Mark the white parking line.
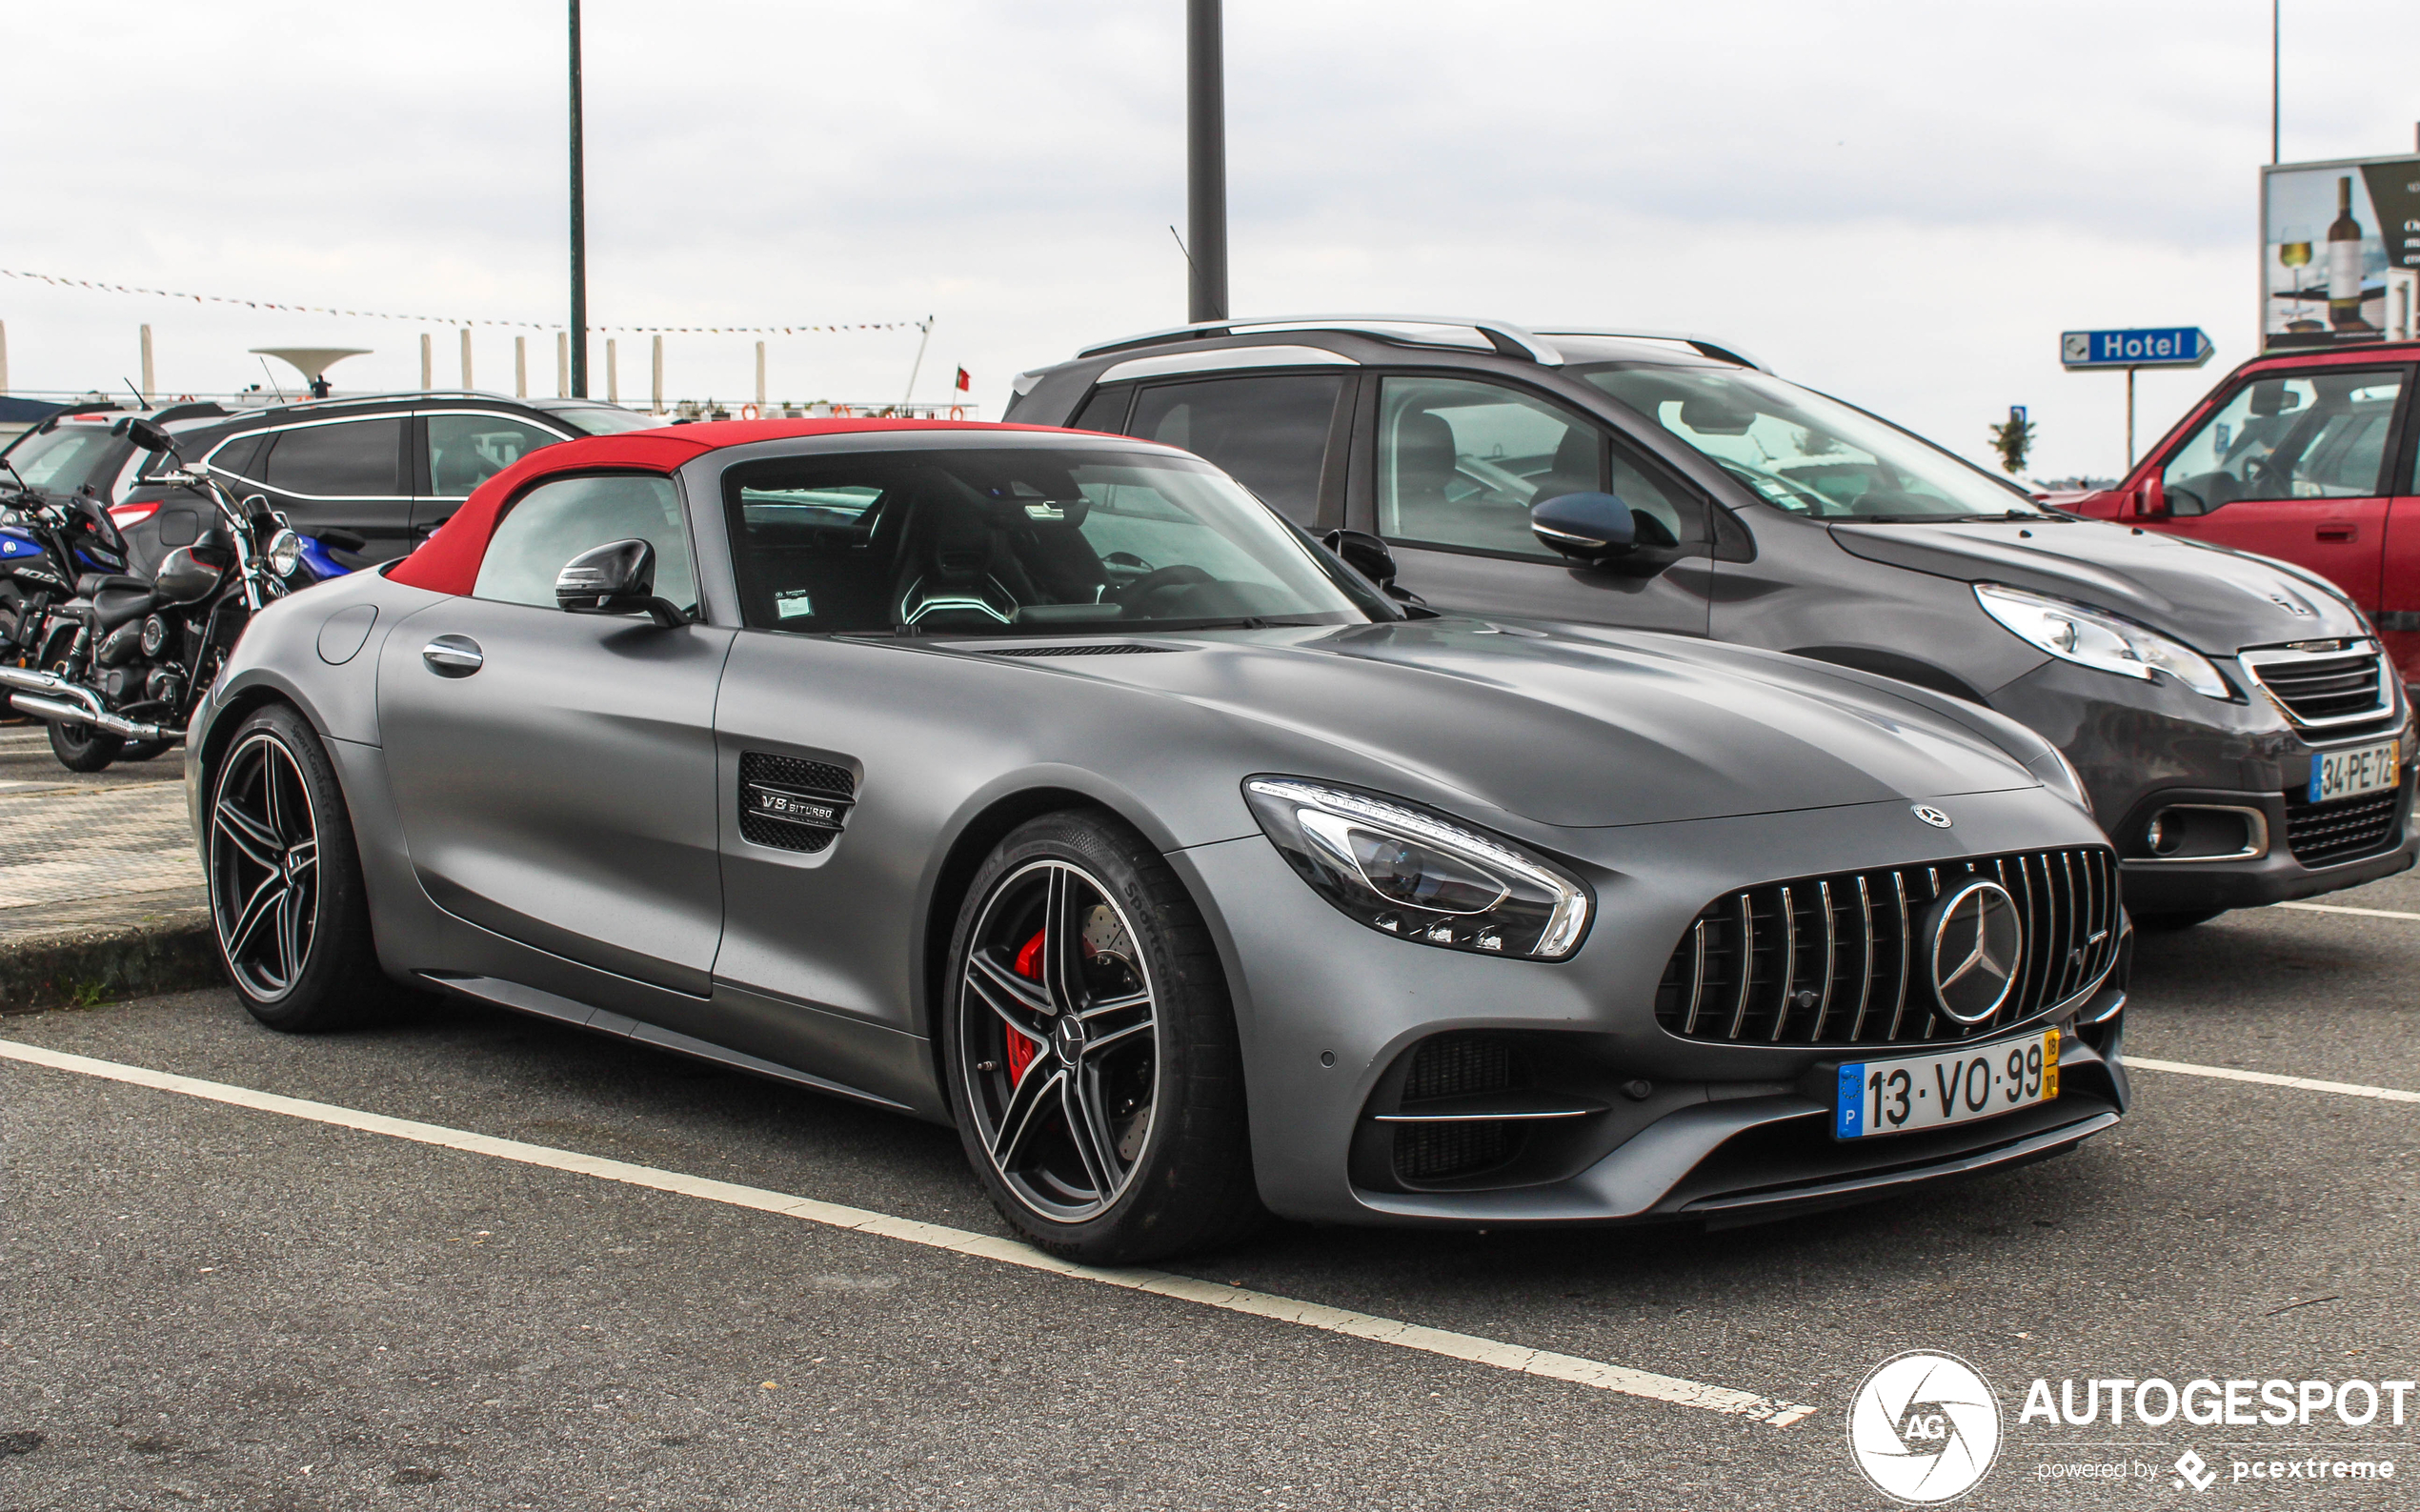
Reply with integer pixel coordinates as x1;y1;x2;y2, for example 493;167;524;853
0;1037;1817;1428
2128;1056;2420;1104
2275;900;2420;922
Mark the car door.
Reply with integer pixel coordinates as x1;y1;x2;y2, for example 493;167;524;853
376;471;734;998
1353;373;1712;634
2151;366;2410;612
2378;414;2420;687
243;415;414;556
698;452;981;1106
415;409;575;542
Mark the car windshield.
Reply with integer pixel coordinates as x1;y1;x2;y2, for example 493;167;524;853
1578;365;2047;520
722;446;1383;635
547;406;662;435
3;424;130;494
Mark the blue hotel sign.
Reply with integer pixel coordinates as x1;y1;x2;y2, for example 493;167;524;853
2060;327;2214;369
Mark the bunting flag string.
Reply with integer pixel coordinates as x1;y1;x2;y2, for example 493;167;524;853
0;269;922;335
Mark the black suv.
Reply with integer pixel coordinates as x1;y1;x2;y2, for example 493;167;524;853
3;392;655;568
1005;316;2416;924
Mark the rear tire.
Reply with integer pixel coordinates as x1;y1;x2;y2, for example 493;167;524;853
942;810;1262;1264
120;739;170;763
2132;908;2222;932
205;703;394;1031
47;718;122;773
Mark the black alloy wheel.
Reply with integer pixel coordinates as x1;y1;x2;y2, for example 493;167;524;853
945;811;1261;1262
211;728;320;999
960;857;1160;1222
206;704;393;1030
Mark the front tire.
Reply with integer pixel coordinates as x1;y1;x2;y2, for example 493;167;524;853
205;704;393;1031
943;811;1261;1263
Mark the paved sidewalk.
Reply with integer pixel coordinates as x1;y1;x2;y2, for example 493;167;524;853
0;727;214;1009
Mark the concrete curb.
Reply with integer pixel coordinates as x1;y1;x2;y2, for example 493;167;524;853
0;910;222;1015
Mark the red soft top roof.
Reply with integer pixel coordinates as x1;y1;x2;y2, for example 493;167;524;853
387;416;1079;595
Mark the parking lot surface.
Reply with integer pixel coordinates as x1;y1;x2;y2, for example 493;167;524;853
3;878;2417;1509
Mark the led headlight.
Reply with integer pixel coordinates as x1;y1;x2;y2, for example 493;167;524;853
1242;777;1591;959
1974;582;2231;700
265;529;304;579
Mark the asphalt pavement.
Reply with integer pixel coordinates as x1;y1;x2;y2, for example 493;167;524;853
2;873;2417;1509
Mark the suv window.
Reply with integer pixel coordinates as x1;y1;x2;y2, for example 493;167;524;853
1125;373;1343;523
4;425;129;494
1374;375;1695;560
429;414;563;496
2162;369;2405;514
474;474;696;612
257;418;405;497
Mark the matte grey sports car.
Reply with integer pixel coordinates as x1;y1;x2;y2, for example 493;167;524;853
188;418;2131;1262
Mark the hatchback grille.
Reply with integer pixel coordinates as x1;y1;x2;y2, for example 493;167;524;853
1653;846;2121;1047
2284;786;2406;867
2242;641;2395;731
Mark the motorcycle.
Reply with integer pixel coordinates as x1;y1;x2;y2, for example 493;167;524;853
0;416;319;772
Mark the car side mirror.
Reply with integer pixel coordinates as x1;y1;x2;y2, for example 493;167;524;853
556;537;688;627
1322;528;1399;588
2133;476;2168;518
1530;492;1637;562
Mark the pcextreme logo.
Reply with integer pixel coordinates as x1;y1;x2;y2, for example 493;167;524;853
1847;1351;2003;1503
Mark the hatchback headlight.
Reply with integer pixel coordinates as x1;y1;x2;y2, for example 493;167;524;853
1242;777;1591;959
265;529;304;579
1975;582;2231;699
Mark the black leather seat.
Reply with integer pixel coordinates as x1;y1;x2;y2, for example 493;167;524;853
92;583;158;632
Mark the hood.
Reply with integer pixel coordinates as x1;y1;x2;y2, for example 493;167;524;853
992;620;2044;829
1828;516;2365;653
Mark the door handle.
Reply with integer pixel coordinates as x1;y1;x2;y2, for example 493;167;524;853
421;635;483;676
2317;523;2358;542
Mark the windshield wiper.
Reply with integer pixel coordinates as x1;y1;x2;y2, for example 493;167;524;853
1849;510;2046;524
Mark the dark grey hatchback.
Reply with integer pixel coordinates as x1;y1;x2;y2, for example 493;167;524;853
1006;318;2418;927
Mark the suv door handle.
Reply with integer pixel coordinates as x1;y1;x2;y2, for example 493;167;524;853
421;635;483;676
2317;523;2358;542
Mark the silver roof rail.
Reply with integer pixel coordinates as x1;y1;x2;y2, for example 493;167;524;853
1077;314;1567;367
1528;329;1773;373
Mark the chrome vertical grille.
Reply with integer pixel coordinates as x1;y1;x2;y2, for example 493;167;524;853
1653;845;2122;1047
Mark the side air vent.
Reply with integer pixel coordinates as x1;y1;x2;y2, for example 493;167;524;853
738;752;856;854
977;643;1181;657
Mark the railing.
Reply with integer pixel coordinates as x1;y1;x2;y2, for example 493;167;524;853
0;391;981;420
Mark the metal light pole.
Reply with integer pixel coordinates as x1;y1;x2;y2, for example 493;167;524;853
2270;0;2280;165
569;0;590;397
1186;0;1229;323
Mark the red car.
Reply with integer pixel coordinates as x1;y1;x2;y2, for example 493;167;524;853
2065;341;2420;691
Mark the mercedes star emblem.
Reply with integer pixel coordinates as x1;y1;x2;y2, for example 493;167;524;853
1911;805;1953;829
1927;878;2024;1024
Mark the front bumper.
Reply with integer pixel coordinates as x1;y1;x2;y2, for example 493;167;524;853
1987;656;2417;914
1172;786;2124;1228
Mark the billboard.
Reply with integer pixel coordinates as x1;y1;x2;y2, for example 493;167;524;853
2261;153;2420;350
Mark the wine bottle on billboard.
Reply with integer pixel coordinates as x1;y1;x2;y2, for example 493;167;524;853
2329;175;2369;331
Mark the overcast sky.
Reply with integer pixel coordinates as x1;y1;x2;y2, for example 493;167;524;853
8;1;2418;478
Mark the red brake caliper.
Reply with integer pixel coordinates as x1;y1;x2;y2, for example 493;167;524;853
1003;928;1046;1084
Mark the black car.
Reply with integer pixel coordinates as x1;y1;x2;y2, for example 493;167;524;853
1004;316;2416;926
2;392;656;571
